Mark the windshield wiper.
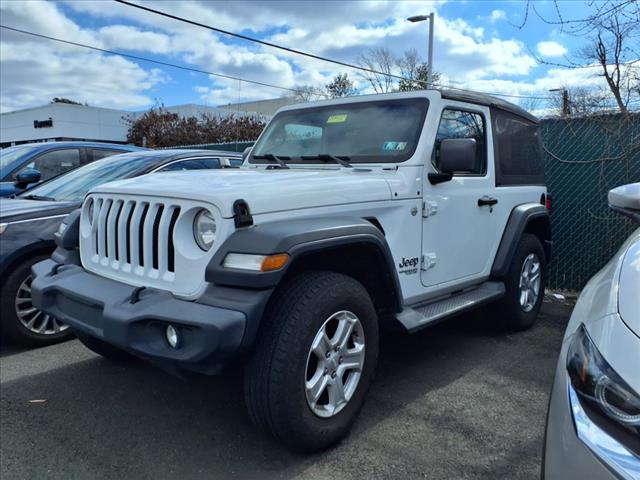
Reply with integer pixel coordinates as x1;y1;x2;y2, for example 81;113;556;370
21;194;56;201
301;154;353;168
253;153;290;169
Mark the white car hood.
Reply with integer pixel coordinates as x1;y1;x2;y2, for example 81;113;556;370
89;168;393;217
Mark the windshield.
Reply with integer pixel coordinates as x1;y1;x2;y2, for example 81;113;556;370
250;98;428;164
0;145;39;171
19;153;152;202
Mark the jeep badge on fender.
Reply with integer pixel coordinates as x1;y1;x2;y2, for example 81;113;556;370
31;89;551;453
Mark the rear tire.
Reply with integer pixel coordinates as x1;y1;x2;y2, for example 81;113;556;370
244;271;379;452
0;254;73;347
492;233;547;331
76;333;133;362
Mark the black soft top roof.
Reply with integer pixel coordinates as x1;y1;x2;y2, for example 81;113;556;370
439;89;539;124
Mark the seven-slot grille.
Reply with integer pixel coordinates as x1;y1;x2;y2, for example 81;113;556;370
87;196;181;278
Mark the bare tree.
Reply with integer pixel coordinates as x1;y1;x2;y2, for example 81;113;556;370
522;0;640;113
396;48;440;91
356;47;396;93
548;87;611;116
291;85;325;102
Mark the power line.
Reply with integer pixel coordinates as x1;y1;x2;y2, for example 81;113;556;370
0;24;302;94
113;0;554;101
114;0;415;84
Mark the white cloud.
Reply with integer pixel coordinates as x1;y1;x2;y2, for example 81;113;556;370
536;40;568;58
490;10;506;22
0;0;595;113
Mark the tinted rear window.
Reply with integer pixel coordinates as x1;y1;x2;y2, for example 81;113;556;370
492;109;544;185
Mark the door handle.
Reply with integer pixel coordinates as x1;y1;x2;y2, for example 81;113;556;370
477;196;498;207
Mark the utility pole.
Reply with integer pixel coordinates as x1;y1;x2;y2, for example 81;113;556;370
550;88;571;116
407;13;435;88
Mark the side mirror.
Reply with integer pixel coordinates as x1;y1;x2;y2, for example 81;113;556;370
428;138;477;185
14;168;41;189
609;183;640;222
439;138;477;173
242;146;252;161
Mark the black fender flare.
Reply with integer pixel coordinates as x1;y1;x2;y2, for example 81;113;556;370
491;203;551;277
206;216;402;305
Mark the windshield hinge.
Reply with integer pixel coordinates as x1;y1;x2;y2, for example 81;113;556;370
422;201;438;218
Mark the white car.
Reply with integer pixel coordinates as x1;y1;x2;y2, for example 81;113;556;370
543;183;640;479
32;90;552;451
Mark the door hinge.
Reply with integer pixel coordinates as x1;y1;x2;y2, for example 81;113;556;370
421;253;437;271
422;200;438;218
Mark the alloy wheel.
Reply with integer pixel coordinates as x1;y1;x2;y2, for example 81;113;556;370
15;274;68;336
304;310;366;418
519;253;541;312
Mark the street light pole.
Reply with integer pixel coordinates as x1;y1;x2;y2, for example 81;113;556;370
407;13;435;88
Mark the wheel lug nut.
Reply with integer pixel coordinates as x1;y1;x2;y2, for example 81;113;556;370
339;357;343;364
325;352;331;358
334;346;339;352
331;371;336;378
324;368;328;375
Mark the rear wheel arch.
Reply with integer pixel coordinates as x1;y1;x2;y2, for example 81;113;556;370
491;204;551;278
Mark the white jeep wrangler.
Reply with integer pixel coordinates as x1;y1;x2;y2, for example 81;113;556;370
32;90;551;452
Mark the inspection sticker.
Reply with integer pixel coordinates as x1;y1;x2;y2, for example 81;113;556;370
327;114;348;124
383;141;407;151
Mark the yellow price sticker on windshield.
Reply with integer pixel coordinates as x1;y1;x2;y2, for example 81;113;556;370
327;114;348;124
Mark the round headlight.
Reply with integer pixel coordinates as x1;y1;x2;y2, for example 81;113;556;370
193;209;216;251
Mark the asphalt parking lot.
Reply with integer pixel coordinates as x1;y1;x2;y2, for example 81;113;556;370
0;299;572;480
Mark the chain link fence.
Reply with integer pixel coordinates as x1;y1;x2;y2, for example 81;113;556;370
163;113;639;292
541;112;639;292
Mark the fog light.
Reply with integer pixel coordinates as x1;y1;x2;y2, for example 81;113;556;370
165;325;180;349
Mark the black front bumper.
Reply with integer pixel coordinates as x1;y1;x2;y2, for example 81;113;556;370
31;259;250;374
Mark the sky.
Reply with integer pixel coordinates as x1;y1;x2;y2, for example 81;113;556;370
0;0;631;113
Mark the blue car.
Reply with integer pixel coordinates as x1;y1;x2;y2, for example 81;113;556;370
0;142;143;197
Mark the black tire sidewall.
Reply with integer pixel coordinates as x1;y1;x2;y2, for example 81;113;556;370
0;253;72;346
248;271;379;451
284;280;378;445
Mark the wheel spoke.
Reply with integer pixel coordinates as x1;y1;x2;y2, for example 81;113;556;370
15;297;32;305
340;344;364;372
331;315;355;350
25;311;40;329
328;377;346;411
306;372;329;405
311;331;331;360
20;283;31;293
19;307;37;316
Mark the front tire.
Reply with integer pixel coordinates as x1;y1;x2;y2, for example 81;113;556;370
244;271;379;452
493;233;547;331
0;254;72;347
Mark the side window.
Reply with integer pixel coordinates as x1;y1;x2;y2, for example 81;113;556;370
15;149;81;181
91;149;127;161
157;158;221;172
434;109;486;174
228;158;244;167
493;111;544;178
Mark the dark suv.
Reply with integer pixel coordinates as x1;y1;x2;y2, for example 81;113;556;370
0;142;143;197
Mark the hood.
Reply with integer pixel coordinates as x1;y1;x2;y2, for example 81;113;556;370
0;198;78;222
617;233;640;337
90;168;394;217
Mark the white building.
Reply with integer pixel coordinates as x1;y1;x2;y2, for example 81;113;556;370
0;98;296;148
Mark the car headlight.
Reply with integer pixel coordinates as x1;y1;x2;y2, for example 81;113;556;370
567;324;640;450
193;209;216;251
